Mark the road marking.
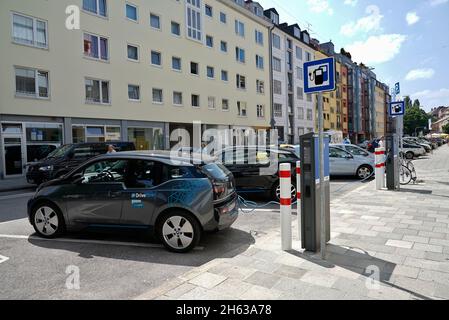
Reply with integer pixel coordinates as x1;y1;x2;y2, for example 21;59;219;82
0;192;35;201
0;218;28;226
0;255;9;264
0;234;204;250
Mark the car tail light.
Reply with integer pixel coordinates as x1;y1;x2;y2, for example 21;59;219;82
213;181;227;200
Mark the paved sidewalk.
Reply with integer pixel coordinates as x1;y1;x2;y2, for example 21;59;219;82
137;146;449;300
0;176;33;192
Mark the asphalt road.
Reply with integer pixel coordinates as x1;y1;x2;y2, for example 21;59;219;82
0;177;366;299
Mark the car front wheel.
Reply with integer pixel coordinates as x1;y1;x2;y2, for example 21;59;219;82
31;203;65;238
357;165;373;180
405;152;414;160
157;211;201;253
273;181;297;202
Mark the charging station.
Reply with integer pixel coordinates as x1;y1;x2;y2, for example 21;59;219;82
386;134;400;190
299;133;331;252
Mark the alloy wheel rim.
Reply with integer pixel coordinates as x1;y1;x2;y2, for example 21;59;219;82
162;216;194;250
276;184;297;201
34;206;59;236
358;167;371;179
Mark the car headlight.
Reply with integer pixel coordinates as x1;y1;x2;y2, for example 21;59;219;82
39;165;53;172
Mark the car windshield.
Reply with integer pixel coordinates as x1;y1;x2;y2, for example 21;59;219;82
46;145;73;158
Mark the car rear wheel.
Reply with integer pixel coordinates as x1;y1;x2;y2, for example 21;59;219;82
31;203;65;239
405;152;414;160
157;211;201;253
273;181;297;202
357;165;373;180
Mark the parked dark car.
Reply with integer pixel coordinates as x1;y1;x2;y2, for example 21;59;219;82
26;142;135;185
27;151;238;253
214;147;300;201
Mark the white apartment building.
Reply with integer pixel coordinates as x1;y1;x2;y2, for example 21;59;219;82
0;0;272;178
263;8;316;144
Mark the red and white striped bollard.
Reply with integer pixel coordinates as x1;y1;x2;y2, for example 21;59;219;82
296;161;302;244
280;163;292;251
375;148;386;190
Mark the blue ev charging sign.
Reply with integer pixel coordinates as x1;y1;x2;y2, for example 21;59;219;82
389;101;405;117
304;57;336;93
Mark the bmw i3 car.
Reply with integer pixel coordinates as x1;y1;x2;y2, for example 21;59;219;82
27;151;238;253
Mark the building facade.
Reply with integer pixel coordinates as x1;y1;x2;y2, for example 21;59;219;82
0;0;272;178
263;8;315;144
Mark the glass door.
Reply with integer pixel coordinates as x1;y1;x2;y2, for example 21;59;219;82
3;136;24;176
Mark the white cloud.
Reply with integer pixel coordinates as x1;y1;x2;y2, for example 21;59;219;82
411;88;449;108
345;34;407;64
405;68;435;81
340;5;383;37
429;0;448;6
406;12;420;25
344;0;358;6
306;0;334;15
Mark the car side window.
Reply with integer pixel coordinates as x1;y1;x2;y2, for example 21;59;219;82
82;160;127;184
73;146;94;159
125;160;161;189
330;148;349;158
346;146;368;156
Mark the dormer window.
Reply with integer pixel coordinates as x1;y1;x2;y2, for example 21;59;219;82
271;12;279;25
294;27;300;38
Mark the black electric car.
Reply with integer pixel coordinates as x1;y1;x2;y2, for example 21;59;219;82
214;147;300;201
27;151;237;253
26;142;135;185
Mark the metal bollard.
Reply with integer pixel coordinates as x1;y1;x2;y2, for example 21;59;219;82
280;163;292;251
375;148;386;190
296;161;302;244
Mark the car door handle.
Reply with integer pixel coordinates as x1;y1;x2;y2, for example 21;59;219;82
62;195;82;200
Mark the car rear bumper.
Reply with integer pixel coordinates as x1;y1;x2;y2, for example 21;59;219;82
213;194;239;230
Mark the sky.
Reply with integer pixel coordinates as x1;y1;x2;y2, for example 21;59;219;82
256;0;449;111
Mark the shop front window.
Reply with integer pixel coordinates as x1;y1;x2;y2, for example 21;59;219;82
72;125;121;143
25;123;63;161
128;128;164;151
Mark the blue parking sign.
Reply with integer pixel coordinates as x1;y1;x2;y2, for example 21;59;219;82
304;57;336;93
389;101;405;117
395;83;400;95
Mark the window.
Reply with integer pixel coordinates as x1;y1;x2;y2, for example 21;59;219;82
235;20;245;37
83;0;107;17
274;104;283;117
128;84;140;101
221;70;228;81
127;44;139;61
273;80;282;95
171;21;180;35
220;12;227;23
151;51;161;66
306;51;312;62
256;80;265;94
126;3;138;21
172;57;181;70
307;94;312;102
152;88;163;103
235;47;245;63
222;99;229;111
191;94;200;107
256;55;264;69
205;4;213;17
12;13;48;48
296;46;303;60
237;101;247;117
236;74;246;90
272;34;281;49
173;91;183;105
257;105;265;118
190;62;199;75
85;78;109;104
81;160;127;184
273;57;281;72
296;67;303;80
297;107;304;119
15;67;49;98
186;0;202;41
307;109;313;120
206;35;214;48
208;97;216;109
150;13;160;29
125;160;160;189
255;30;264;45
207;66;215;79
220;41;228;53
83;33;108;60
297;87;304;100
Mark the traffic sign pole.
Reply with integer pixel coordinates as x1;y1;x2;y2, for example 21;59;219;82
318;92;326;260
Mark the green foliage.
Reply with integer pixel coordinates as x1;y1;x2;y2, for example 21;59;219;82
403;96;430;135
443;123;449;135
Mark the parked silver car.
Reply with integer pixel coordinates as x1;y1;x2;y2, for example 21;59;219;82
329;146;375;179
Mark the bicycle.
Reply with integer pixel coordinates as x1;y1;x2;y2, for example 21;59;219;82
400;157;417;185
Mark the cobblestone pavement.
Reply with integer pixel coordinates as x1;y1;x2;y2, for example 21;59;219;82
136;146;449;300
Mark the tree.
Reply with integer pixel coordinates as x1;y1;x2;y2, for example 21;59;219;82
443;123;449;135
403;96;430;136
